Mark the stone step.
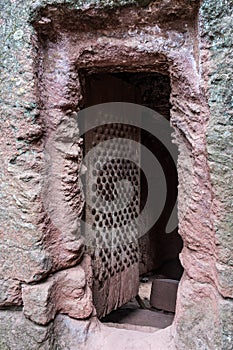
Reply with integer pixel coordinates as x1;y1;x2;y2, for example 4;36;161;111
150;279;179;313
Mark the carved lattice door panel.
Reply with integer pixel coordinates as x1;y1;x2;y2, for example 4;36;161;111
84;74;141;318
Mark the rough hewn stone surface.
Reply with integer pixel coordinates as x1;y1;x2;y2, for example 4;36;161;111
0;0;232;349
0;310;54;350
201;0;233;296
22;255;93;325
0;279;22;307
173;2;233;348
174;274;233;350
175;1;233;349
53;314;96;350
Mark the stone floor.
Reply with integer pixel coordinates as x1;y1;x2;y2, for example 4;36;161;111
101;275;175;332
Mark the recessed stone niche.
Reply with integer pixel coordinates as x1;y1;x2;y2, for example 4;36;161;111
0;1;232;349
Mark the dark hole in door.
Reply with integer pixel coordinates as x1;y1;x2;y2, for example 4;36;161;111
80;71;184;329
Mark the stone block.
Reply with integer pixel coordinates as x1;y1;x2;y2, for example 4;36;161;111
150;278;179;312
0;278;22;306
22;256;93;325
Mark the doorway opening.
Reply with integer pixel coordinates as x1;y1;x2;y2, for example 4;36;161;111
80;70;184;331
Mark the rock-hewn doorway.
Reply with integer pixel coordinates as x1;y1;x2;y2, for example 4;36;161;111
81;71;183;324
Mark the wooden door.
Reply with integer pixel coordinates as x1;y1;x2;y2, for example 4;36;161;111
84;74;141;318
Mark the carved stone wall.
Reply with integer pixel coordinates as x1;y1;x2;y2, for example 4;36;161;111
0;1;232;349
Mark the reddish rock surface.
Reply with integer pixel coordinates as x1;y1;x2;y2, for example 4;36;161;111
0;0;232;349
22;255;93;325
